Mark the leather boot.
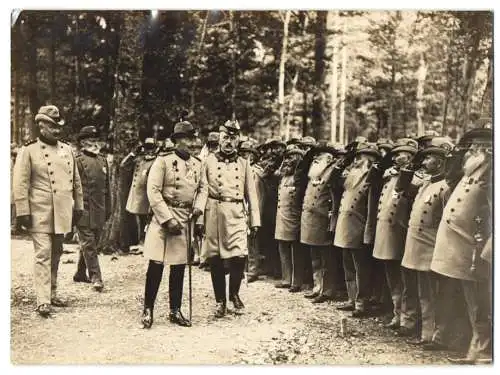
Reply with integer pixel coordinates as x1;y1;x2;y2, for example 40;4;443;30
141;307;153;329
214;301;227;318
229;294;245;310
169;309;191;327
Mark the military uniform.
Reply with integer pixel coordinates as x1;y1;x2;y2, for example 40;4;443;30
333;145;377;313
141;121;200;328
372;139;419;331
144;151;201;264
274;146;307;290
193;121;260;315
13;106;83;312
74;148;110;287
431;155;492;361
301;151;340;302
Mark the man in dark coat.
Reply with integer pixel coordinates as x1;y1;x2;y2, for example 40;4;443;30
73;126;111;292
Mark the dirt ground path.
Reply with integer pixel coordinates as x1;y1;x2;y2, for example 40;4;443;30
11;238;450;365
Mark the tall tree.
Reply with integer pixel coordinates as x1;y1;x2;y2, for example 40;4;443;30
312;11;327;141
104;11;146;252
278;10;291;138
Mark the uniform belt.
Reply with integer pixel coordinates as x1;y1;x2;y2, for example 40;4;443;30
164;198;192;208
209;195;243;203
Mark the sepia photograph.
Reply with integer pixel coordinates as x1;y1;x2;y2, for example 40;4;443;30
9;6;493;366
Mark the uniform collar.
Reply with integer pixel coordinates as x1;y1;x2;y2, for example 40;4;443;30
38;135;58;146
82;149;98;158
215;151;238;163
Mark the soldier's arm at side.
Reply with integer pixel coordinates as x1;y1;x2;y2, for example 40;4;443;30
104;159;112;220
244;159;261;228
146;158;173;225
13;146;31;216
72;150;84;211
193;160;209;224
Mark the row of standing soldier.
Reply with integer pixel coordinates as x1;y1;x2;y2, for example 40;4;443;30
13;105;492;364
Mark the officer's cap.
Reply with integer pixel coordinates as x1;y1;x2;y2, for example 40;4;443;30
239;140;259;155
459;127;493;147
78;126;99;140
391;138;418;155
284;144;306;157
163;138;175;149
355;142;381;159
266;136;286;148
287;137;301;146
144;137;156;146
35;105;65;126
314;141;342;157
207;132;219;144
219;120;241;135
171;121;197;139
420;137;454;157
376;138;394;152
299;136;317;148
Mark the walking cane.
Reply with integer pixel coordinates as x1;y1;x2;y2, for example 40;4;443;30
186;215;193;323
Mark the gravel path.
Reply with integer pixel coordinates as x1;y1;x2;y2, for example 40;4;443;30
11;238;452;365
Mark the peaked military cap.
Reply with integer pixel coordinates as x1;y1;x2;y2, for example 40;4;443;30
266;136;286;148
420;136;454;157
376;138;394;152
391;138;418;155
220;120;241;135
239;140;259;155
78;126;99;140
299;136;317;148
287;137;301;146
284;144;306;157
355;142;381;158
207;131;220;144
171;121;197;139
314;141;341;156
35;105;65;126
458;127;493;147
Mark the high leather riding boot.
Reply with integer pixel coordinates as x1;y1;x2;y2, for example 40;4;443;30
142;260;164;328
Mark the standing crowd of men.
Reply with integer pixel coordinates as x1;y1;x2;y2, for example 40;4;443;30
12;104;492;365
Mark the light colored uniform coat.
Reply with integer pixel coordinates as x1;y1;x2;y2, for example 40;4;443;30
275;175;301;241
300;158;336;246
13;138;84;234
333;166;371;249
144;151;202;265
126;154;156;215
431;164;492;281
194;152;260;260
373;169;412;260
401;178;450;271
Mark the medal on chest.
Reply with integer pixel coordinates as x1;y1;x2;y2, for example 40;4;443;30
391;190;400;200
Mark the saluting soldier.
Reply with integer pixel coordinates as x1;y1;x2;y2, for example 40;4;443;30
73;126;111;292
397;137;454;346
13;105;84;317
300;143;344;303
192;120;260;317
122;137;157;247
430;128;492;364
372;138;420;334
274;144;306;292
140;121;201;329
333;143;381;317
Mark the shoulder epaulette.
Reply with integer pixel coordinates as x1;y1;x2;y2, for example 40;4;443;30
192;155;201;162
59;139;71;145
24;139;37;147
158;150;174;157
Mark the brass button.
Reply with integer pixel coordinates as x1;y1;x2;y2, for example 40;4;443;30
450;208;455;212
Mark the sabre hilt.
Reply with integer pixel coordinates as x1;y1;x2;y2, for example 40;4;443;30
471;216;484;274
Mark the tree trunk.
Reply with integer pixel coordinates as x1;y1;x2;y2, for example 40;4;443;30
312;11;327;141
11;23;20;143
26;15;39;138
416;53;427;136
48;32;56;101
190;10;209;114
285;71;299;140
278;10;291;138
442;39;453;135
328;11;339;143
302;91;308;136
339;24;348;144
229;11;238;120
480;48;493;118
102;12;146;253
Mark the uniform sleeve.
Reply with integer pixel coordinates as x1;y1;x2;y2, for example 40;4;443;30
363;184;380;245
193;160;209;217
104;159;112;220
119;152;136;168
147;158;173;225
244;159;261;228
13;146;31;216
72;151;84;211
